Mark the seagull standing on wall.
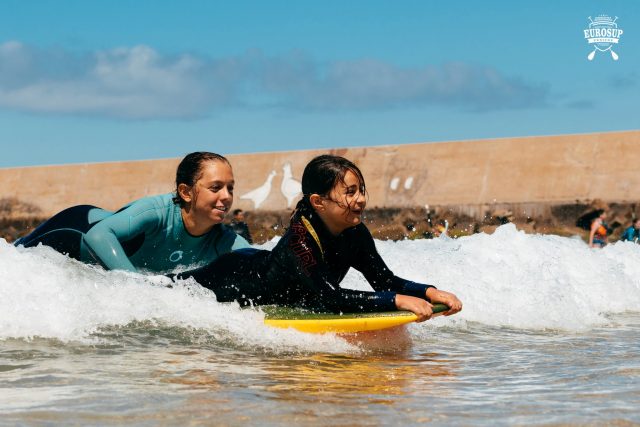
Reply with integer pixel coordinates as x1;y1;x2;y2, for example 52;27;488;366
281;163;302;208
240;170;276;209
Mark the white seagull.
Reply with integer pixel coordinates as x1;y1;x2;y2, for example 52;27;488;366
240;170;276;209
280;163;302;208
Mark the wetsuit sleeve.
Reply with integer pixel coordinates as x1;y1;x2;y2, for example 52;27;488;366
283;222;397;313
83;202;163;272
216;225;252;254
349;224;436;301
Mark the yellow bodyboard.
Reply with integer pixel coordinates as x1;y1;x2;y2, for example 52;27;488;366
264;311;418;334
263;304;448;334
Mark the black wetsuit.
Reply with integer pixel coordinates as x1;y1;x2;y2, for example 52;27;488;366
174;209;435;313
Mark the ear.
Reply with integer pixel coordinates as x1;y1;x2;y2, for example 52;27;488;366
309;194;324;211
177;183;193;204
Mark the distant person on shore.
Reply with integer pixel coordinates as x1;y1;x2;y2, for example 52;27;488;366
434;220;449;238
588;209;609;248
14;152;250;273
171;154;462;318
229;209;253;244
621;218;640;243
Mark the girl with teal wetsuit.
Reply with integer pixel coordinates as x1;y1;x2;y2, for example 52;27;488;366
15;152;250;273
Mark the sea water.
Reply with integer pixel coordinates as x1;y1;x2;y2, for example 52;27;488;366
1;223;639;426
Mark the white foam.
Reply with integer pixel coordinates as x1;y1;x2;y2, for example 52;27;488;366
2;225;639;346
344;224;640;330
0;239;353;352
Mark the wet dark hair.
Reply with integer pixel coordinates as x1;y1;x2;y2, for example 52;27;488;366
293;154;366;216
232;209;243;216
173;152;230;207
576;209;605;230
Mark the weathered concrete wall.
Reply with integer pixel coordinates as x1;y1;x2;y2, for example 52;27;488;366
1;130;638;218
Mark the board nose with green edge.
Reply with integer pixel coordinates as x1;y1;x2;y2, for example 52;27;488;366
263;303;450;334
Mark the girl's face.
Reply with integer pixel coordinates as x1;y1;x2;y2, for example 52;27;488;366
317;170;366;235
184;160;235;230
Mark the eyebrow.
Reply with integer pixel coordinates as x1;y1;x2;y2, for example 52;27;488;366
205;180;235;186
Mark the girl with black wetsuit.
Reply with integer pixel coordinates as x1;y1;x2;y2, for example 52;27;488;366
174;155;462;320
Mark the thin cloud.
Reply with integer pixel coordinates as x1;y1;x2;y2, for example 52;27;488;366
609;72;637;89
0;41;550;119
261;56;549;111
566;100;594;109
0;42;238;118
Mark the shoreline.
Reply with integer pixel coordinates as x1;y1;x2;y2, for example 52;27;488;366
5;201;635;245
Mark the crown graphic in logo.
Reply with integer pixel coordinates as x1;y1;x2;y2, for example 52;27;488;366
584;15;623;61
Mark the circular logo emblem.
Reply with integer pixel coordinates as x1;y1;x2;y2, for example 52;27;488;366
169;250;184;262
584;15;623;61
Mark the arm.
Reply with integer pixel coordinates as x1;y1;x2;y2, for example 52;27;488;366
351;224;462;316
83;202;162;272
348;224;435;298
215;225;251;255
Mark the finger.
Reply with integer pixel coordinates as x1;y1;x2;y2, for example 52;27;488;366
443;306;457;316
444;305;462;316
415;314;427;323
443;298;459;310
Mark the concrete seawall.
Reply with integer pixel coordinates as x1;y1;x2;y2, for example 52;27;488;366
1;130;638;219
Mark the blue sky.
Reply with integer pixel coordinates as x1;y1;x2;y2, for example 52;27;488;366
0;0;638;167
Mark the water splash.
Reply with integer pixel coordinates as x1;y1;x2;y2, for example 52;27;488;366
0;239;353;352
2;224;639;348
365;224;640;330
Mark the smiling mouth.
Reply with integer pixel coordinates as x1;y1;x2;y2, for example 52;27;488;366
214;206;228;212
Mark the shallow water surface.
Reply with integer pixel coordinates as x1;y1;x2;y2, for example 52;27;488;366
2;316;639;425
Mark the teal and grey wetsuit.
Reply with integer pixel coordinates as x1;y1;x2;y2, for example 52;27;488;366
621;226;639;243
15;193;250;273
